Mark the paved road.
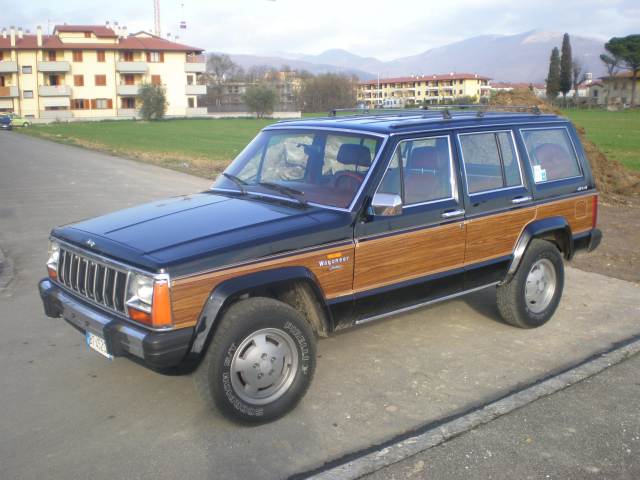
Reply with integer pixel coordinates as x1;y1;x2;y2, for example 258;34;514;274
1;132;639;479
366;352;640;480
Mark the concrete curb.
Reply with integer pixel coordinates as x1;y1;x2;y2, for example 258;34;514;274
301;336;640;480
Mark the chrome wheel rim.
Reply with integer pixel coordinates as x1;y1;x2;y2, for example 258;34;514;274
230;328;299;405
524;258;557;314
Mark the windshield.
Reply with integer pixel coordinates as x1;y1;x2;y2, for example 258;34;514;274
212;129;383;209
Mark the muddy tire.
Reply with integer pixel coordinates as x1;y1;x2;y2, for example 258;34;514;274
193;297;316;424
497;239;564;328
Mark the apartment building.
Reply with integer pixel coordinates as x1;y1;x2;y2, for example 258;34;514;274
357;73;491;107
0;24;206;121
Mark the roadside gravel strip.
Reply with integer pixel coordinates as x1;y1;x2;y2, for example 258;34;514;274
299;335;640;480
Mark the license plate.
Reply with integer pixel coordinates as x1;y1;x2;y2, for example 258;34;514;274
86;332;113;360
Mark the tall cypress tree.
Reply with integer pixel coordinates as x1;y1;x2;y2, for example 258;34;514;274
559;33;573;99
546;47;561;99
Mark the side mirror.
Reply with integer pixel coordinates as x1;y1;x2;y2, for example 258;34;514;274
369;193;403;217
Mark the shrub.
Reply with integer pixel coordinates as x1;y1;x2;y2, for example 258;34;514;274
138;83;167;120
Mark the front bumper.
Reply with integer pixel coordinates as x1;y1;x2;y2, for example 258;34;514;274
38;278;194;370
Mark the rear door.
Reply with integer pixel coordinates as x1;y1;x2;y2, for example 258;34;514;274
352;132;467;321
455;128;535;288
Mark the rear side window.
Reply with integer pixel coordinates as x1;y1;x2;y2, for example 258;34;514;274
377;135;454;205
521;128;582;183
459;131;523;194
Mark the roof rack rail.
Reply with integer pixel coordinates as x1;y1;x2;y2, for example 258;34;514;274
423;104;542;118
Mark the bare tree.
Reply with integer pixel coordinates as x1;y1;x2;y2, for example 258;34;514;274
600;53;620;105
571;60;588;99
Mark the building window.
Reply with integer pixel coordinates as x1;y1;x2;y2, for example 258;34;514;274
74;75;84;87
188;97;195;108
459;89;463;94
146;51;164;63
72;99;90;110
0;51;3;61
121;97;136;109
47;51;57;61
122;74;135;85
72;51;83;62
187;75;194;85
93;98;112;109
84;32;91;38
121;51;134;62
48;75;61;86
97;51;105;62
151;75;161;85
23;90;34;99
22;66;32;74
95;75;107;86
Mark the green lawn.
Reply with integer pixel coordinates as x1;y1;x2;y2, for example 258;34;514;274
20;118;275;178
562;109;640;171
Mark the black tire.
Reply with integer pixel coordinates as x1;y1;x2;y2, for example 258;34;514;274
193;297;316;424
497;239;564;328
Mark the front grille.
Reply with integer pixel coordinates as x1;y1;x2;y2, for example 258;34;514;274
58;247;129;315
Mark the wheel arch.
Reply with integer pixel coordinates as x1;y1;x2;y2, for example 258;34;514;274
508;216;573;277
188;266;332;357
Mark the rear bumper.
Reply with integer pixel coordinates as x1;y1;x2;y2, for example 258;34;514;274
38;278;194;370
573;228;602;254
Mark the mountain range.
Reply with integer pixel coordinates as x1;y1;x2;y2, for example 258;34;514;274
226;30;607;82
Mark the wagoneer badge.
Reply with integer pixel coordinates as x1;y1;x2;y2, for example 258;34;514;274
86;239;96;248
318;252;349;270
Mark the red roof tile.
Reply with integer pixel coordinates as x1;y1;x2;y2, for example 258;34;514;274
54;25;118;38
359;73;491;85
0;30;202;52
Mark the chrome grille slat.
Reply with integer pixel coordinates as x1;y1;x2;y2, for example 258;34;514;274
57;247;128;316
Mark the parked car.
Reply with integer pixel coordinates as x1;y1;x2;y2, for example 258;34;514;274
0;114;12;131
8;113;31;127
39;107;601;423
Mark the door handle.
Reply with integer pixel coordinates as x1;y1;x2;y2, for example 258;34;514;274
441;209;465;218
511;196;532;204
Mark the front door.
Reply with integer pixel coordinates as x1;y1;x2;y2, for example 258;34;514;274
455;128;535;288
353;133;467;322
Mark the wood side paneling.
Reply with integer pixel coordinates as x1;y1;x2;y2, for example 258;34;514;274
169;194;596;330
465;208;536;265
353;222;466;292
170;245;355;327
535;195;594;234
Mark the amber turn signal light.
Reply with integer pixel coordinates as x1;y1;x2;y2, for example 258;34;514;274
151;280;172;328
47;266;58;281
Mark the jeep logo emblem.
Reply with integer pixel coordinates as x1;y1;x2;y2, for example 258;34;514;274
86;239;96;248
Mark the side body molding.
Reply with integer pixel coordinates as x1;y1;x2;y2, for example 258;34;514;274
188;267;331;355
507;216;573;276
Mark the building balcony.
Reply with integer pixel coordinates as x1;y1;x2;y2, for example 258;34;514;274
185;107;208;116
38;61;71;73
118;109;137;117
117;84;140;96
0;86;19;98
0;61;18;73
39;85;72;96
116;61;148;73
40;110;72;120
185;55;206;73
185;84;207;95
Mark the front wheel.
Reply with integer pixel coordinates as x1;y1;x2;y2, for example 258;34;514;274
193;297;316;424
497;239;564;328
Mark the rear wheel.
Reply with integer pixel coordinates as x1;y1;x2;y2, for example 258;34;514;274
193;297;316;424
497;239;564;328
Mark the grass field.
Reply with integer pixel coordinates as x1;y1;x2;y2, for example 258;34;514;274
20;118;274;178
563;109;640;171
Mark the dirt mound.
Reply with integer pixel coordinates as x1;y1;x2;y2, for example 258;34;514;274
489;89;640;200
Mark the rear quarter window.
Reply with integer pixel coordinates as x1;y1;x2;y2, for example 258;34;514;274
521;128;582;183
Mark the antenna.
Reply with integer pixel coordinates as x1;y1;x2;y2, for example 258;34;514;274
153;0;161;36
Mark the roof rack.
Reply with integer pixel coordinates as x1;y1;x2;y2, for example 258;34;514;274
423;104;542;118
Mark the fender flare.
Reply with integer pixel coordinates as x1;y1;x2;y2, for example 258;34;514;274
188;266;331;355
507;216;573;276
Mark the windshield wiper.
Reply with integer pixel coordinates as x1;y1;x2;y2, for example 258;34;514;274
222;172;248;195
258;182;307;206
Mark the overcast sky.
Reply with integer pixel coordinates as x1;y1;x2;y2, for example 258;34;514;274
4;0;638;59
